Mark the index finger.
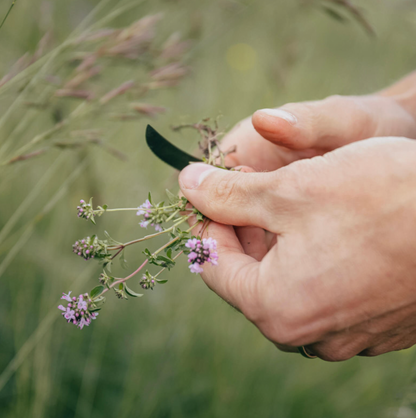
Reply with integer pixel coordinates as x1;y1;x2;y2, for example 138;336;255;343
198;220;260;316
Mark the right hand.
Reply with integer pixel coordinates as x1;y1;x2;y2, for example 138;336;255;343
180;136;416;361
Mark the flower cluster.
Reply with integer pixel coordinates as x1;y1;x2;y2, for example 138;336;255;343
140;272;156;290
58;292;99;330
62;118;227;331
137;199;163;232
185;237;218;273
77;199;93;220
72;236;108;261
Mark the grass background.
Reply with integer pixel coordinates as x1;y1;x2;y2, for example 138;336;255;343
1;0;416;417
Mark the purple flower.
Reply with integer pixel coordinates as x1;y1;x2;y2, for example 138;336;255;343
139;219;163;232
78;300;88;310
189;263;204;274
64;307;76;321
58;292;99;330
140;273;156;290
137;199;164;232
78;317;89;330
188;251;197;261
185;237;218;273
72;236;107;261
137;199;152;217
61;291;72;302
77;199;94;220
140;220;150;228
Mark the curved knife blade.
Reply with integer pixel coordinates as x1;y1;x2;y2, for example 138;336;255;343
145;125;202;171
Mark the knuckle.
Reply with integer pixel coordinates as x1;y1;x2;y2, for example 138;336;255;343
319;349;355;362
314;338;363;362
323;94;345;104
277;160;318;199
359;347;381;357
213;174;239;204
259;308;315;347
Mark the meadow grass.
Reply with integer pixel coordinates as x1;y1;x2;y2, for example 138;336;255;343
1;1;416;417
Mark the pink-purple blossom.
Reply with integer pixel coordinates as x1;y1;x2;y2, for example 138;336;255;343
185;237;218;273
140;273;156;290
137;199;163;232
77;199;93;220
72;236;108;261
137;199;152;216
58;291;99;330
61;291;72;302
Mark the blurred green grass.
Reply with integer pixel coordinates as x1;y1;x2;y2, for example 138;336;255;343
1;1;416;417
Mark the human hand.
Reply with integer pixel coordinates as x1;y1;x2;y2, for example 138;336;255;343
179;137;416;361
221;75;416;172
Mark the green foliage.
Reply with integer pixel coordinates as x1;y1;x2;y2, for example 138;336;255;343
125;285;143;297
1;0;416;417
90;285;105;299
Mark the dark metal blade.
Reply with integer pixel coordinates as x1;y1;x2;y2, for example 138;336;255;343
145;125;202;171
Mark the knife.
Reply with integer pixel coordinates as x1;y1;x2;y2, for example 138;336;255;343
145;124;202;171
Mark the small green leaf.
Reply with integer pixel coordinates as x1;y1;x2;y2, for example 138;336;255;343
156;279;168;284
125;285;143;297
104;230;121;245
166;189;179;204
156;255;174;264
148;192;153;204
91;285;105;299
166;248;172;259
90;307;102;313
119;250;128;270
102;204;108;210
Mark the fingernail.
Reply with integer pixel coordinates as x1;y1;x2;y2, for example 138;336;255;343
257;108;297;125
179;163;218;190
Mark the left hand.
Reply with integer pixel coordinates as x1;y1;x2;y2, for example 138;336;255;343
179;136;416;361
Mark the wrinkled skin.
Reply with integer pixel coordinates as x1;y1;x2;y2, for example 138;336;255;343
179;73;416;361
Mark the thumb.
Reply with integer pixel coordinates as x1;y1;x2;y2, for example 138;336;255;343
179;163;286;232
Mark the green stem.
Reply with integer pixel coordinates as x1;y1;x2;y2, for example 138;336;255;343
0;1;17;30
154;251;183;278
153;221;200;256
105;208;141;212
164;209;180;223
107;215;191;252
97;221;200;298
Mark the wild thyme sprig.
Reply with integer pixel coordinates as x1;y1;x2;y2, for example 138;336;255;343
77;194;190;225
60;118;230;330
97;221;201;300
